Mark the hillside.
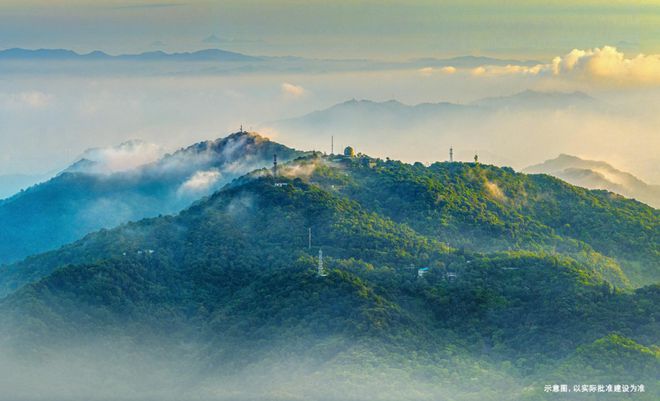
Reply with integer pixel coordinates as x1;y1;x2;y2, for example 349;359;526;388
306;156;658;286
525;154;660;208
0;131;306;264
2;151;658;298
0;161;658;400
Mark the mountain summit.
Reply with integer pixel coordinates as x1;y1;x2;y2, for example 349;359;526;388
0;131;306;264
525;154;660;208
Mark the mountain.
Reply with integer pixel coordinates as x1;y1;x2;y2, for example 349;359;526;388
0;48;551;79
0;131;306;265
277;91;598;129
3;148;657;296
0;47;261;62
268;91;605;167
279;98;469;130
0;48;538;68
472;90;598;110
525;154;660;208
0;153;657;400
0;173;50;199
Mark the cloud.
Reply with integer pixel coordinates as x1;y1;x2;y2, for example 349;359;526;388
470;64;546;77
281;82;306;98
551;46;660;85
419;66;456;76
418;67;434;76
459;46;660;85
440;66;457;75
1;91;52;109
75;140;165;174
179;170;222;193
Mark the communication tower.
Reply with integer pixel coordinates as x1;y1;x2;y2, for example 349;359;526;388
318;248;327;277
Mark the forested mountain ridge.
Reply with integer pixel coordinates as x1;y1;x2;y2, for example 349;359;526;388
0;151;658;400
0;131;306;265
305;155;658;286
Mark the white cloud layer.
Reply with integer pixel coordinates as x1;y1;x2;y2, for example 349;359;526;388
431;46;660;85
179;170;222;194
281;82;306;97
419;66;457;76
551;46;660;85
78;140;164;174
470;64;546;77
1;91;52;109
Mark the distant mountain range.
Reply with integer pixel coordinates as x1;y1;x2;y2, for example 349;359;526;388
268;90;602;166
277;90;597;128
0;48;541;68
0;47;547;77
0;48;260;62
0;132;306;265
525;154;660;208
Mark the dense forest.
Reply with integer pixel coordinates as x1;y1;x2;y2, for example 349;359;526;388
0;152;657;400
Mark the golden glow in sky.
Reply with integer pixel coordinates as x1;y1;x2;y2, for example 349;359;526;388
0;0;655;58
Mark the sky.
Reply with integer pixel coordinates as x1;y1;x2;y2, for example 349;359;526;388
0;0;656;59
1;1;659;186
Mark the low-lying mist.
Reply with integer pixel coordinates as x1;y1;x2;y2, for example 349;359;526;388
0;336;523;401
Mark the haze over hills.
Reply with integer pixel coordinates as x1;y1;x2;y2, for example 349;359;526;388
276;90;598;129
472;90;598;110
0;131;306;265
0;48;261;62
525;154;660;209
0;151;657;400
0;48;543;66
0;47;545;77
267;90;610;169
62;139;165;175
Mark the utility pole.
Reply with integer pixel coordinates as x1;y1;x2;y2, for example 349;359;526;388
450;147;453;162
